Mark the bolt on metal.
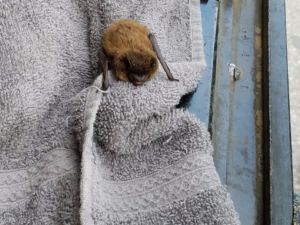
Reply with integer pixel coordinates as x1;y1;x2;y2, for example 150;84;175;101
228;63;241;81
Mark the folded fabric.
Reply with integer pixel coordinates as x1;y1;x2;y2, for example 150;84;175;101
0;0;240;224
76;73;240;224
77;0;240;224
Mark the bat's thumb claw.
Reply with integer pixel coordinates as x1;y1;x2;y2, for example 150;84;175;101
101;84;110;93
170;78;179;82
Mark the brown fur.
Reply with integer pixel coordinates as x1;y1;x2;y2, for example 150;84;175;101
103;19;159;85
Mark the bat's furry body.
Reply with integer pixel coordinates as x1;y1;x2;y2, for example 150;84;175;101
99;19;177;89
103;20;158;85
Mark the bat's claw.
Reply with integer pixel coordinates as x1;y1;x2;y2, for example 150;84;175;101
91;83;110;94
167;74;179;82
101;85;109;92
101;77;110;92
169;77;179;82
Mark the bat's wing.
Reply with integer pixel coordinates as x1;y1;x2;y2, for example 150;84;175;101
148;33;179;82
98;50;109;91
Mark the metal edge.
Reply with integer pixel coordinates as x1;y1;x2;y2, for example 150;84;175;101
266;0;293;224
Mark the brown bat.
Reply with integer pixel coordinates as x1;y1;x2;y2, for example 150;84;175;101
99;19;178;90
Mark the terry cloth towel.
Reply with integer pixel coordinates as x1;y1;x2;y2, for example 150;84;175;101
0;0;240;224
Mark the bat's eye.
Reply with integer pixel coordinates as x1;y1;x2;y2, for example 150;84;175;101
123;57;131;70
150;58;156;68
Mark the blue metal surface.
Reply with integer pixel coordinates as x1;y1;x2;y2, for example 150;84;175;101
183;1;293;224
185;1;263;224
211;0;263;224
267;0;293;224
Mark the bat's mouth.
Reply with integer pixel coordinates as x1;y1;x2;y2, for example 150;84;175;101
128;73;148;86
132;81;144;86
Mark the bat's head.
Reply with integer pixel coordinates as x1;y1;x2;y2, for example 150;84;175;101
114;48;159;85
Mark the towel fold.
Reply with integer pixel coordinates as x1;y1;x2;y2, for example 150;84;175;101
0;0;240;224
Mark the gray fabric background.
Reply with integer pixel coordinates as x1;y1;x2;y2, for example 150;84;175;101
286;0;300;193
0;0;240;224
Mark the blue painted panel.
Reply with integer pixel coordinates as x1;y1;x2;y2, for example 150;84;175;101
183;1;293;225
268;0;293;224
211;0;263;224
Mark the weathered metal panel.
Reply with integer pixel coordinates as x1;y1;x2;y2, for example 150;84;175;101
211;0;263;224
267;0;293;224
184;1;293;224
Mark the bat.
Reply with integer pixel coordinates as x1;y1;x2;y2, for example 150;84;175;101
98;19;178;90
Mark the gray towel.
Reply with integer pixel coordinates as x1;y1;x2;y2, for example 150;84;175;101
0;0;240;224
